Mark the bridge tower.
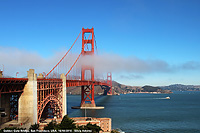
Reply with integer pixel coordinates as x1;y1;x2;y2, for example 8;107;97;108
107;72;112;95
81;28;95;107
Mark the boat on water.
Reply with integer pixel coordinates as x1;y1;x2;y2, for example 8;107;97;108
165;96;170;99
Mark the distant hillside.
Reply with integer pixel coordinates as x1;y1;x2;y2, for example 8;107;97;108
112;82;172;94
160;84;200;91
66;81;136;95
142;85;160;92
141;85;172;94
66;81;138;95
66;82;200;95
112;81;140;94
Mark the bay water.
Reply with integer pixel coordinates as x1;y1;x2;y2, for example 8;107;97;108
67;91;200;133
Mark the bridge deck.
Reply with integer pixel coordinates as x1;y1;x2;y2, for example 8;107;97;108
0;78;109;94
0;78;28;94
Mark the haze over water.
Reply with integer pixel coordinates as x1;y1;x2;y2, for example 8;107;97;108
68;91;200;133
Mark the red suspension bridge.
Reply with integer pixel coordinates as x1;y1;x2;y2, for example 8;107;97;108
0;28;112;125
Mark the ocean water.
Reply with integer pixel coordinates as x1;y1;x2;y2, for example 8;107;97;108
67;91;200;133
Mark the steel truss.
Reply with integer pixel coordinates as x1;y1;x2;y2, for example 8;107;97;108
81;85;95;106
10;94;19;120
0;78;27;96
37;79;63;123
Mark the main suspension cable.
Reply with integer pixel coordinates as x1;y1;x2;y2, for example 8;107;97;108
45;30;82;78
65;33;92;77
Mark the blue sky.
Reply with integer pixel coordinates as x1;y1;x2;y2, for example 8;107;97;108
0;0;200;86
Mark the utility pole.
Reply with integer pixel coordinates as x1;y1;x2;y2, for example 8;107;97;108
2;64;4;77
16;72;19;78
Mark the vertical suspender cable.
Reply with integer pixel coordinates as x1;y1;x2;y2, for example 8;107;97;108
45;30;82;78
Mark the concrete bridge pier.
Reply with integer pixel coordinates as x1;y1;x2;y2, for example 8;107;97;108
18;69;37;125
60;74;67;117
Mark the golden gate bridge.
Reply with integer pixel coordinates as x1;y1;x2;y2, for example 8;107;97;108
0;28;112;125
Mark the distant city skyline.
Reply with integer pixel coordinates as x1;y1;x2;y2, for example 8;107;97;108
0;0;200;86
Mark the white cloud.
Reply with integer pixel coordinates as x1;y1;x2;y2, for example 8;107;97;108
79;53;171;74
0;46;59;77
0;46;199;79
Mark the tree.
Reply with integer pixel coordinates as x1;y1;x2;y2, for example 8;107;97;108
59;115;76;130
44;120;58;130
29;123;39;131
